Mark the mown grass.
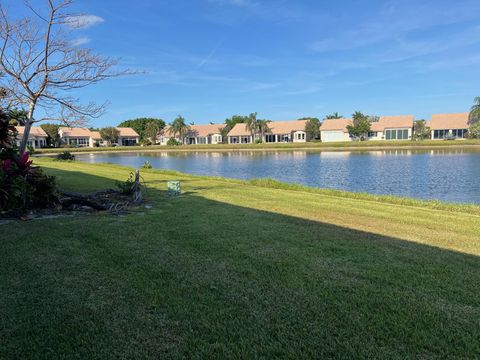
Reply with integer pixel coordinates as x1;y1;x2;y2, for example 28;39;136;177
35;138;480;154
1;158;480;359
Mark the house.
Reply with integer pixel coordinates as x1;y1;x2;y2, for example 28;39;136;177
429;113;469;140
116;127;140;146
227;120;308;144
15;126;48;149
320;118;353;142
59;127;139;147
367;115;414;141
58;127;97;147
159;124;225;145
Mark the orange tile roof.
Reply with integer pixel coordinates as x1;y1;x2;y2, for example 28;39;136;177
429;113;469;130
117;127;139;137
370;115;414;132
15;126;47;137
163;124;225;137
228;120;308;137
320;118;353;132
59;127;93;137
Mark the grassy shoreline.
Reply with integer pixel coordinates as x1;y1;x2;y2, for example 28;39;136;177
2;159;480;358
34;139;480;155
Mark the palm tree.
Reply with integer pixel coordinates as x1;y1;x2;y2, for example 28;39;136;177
170;115;190;143
325;112;342;119
257;119;271;142
469;96;480;125
245;112;258;143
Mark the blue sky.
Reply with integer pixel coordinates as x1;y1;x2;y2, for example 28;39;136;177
8;0;480;126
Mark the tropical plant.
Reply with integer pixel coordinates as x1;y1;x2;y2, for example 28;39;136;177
257;119;271;142
347;111;371;141
0;115;58;216
100;127;120;146
413;120;431;141
169;116;190;143
245;112;258;143
325;112;343;119
304;118;321;140
142;161;152;169
469;96;480;125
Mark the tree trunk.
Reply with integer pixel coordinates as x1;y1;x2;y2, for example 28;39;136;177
18;104;35;154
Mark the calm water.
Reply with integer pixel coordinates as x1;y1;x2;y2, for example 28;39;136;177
75;149;480;204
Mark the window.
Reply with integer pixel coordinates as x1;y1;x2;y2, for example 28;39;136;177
196;137;207;145
241;136;250;144
296;132;305;140
368;131;377;138
452;129;467;138
434;130;448;139
385;129;409;140
265;134;276;143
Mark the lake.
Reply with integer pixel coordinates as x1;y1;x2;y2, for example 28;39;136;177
75;149;480;204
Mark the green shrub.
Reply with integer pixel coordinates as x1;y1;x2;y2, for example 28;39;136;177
167;138;181;146
56;151;75;161
142;161;152;169
115;172;136;195
255;139;263;144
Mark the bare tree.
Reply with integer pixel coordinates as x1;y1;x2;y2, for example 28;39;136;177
0;0;131;153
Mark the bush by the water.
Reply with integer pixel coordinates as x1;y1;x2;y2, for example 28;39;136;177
167;138;181;146
0;117;58;216
142;161;152;169
56;151;75;161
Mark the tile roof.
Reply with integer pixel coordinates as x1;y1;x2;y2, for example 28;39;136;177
429;113;469;130
59;127;93;137
320;118;353;132
15;126;47;137
228;120;308;137
117;127;139;137
163;124;225;137
370;115;414;132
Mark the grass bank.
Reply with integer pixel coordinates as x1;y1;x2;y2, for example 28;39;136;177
35;138;480;154
2;159;480;359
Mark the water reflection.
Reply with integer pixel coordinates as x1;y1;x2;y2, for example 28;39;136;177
76;149;480;204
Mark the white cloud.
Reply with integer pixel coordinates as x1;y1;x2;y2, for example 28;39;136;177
71;37;90;47
67;14;104;29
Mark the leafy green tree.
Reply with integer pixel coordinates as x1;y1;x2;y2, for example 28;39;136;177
170;115;190;143
245;112;258;142
40;123;60;147
347;111;371;141
100;127;120;146
413;120;431;141
325;112;342;119
304;118;321;140
144;121;160;144
8;109;28;126
469;96;480;125
468;122;480;139
117;118;165;140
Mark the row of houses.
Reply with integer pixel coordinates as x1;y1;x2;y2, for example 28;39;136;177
159;112;472;144
321;113;471;142
14;112;473;149
15;126;140;149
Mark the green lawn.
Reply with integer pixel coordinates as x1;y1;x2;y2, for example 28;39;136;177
2;158;480;359
35;138;480;154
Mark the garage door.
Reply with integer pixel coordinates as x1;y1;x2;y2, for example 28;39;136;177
321;131;347;142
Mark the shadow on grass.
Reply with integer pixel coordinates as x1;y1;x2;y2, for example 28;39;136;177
1;166;480;359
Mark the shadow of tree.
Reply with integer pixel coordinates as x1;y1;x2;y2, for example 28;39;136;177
1;166;480;359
